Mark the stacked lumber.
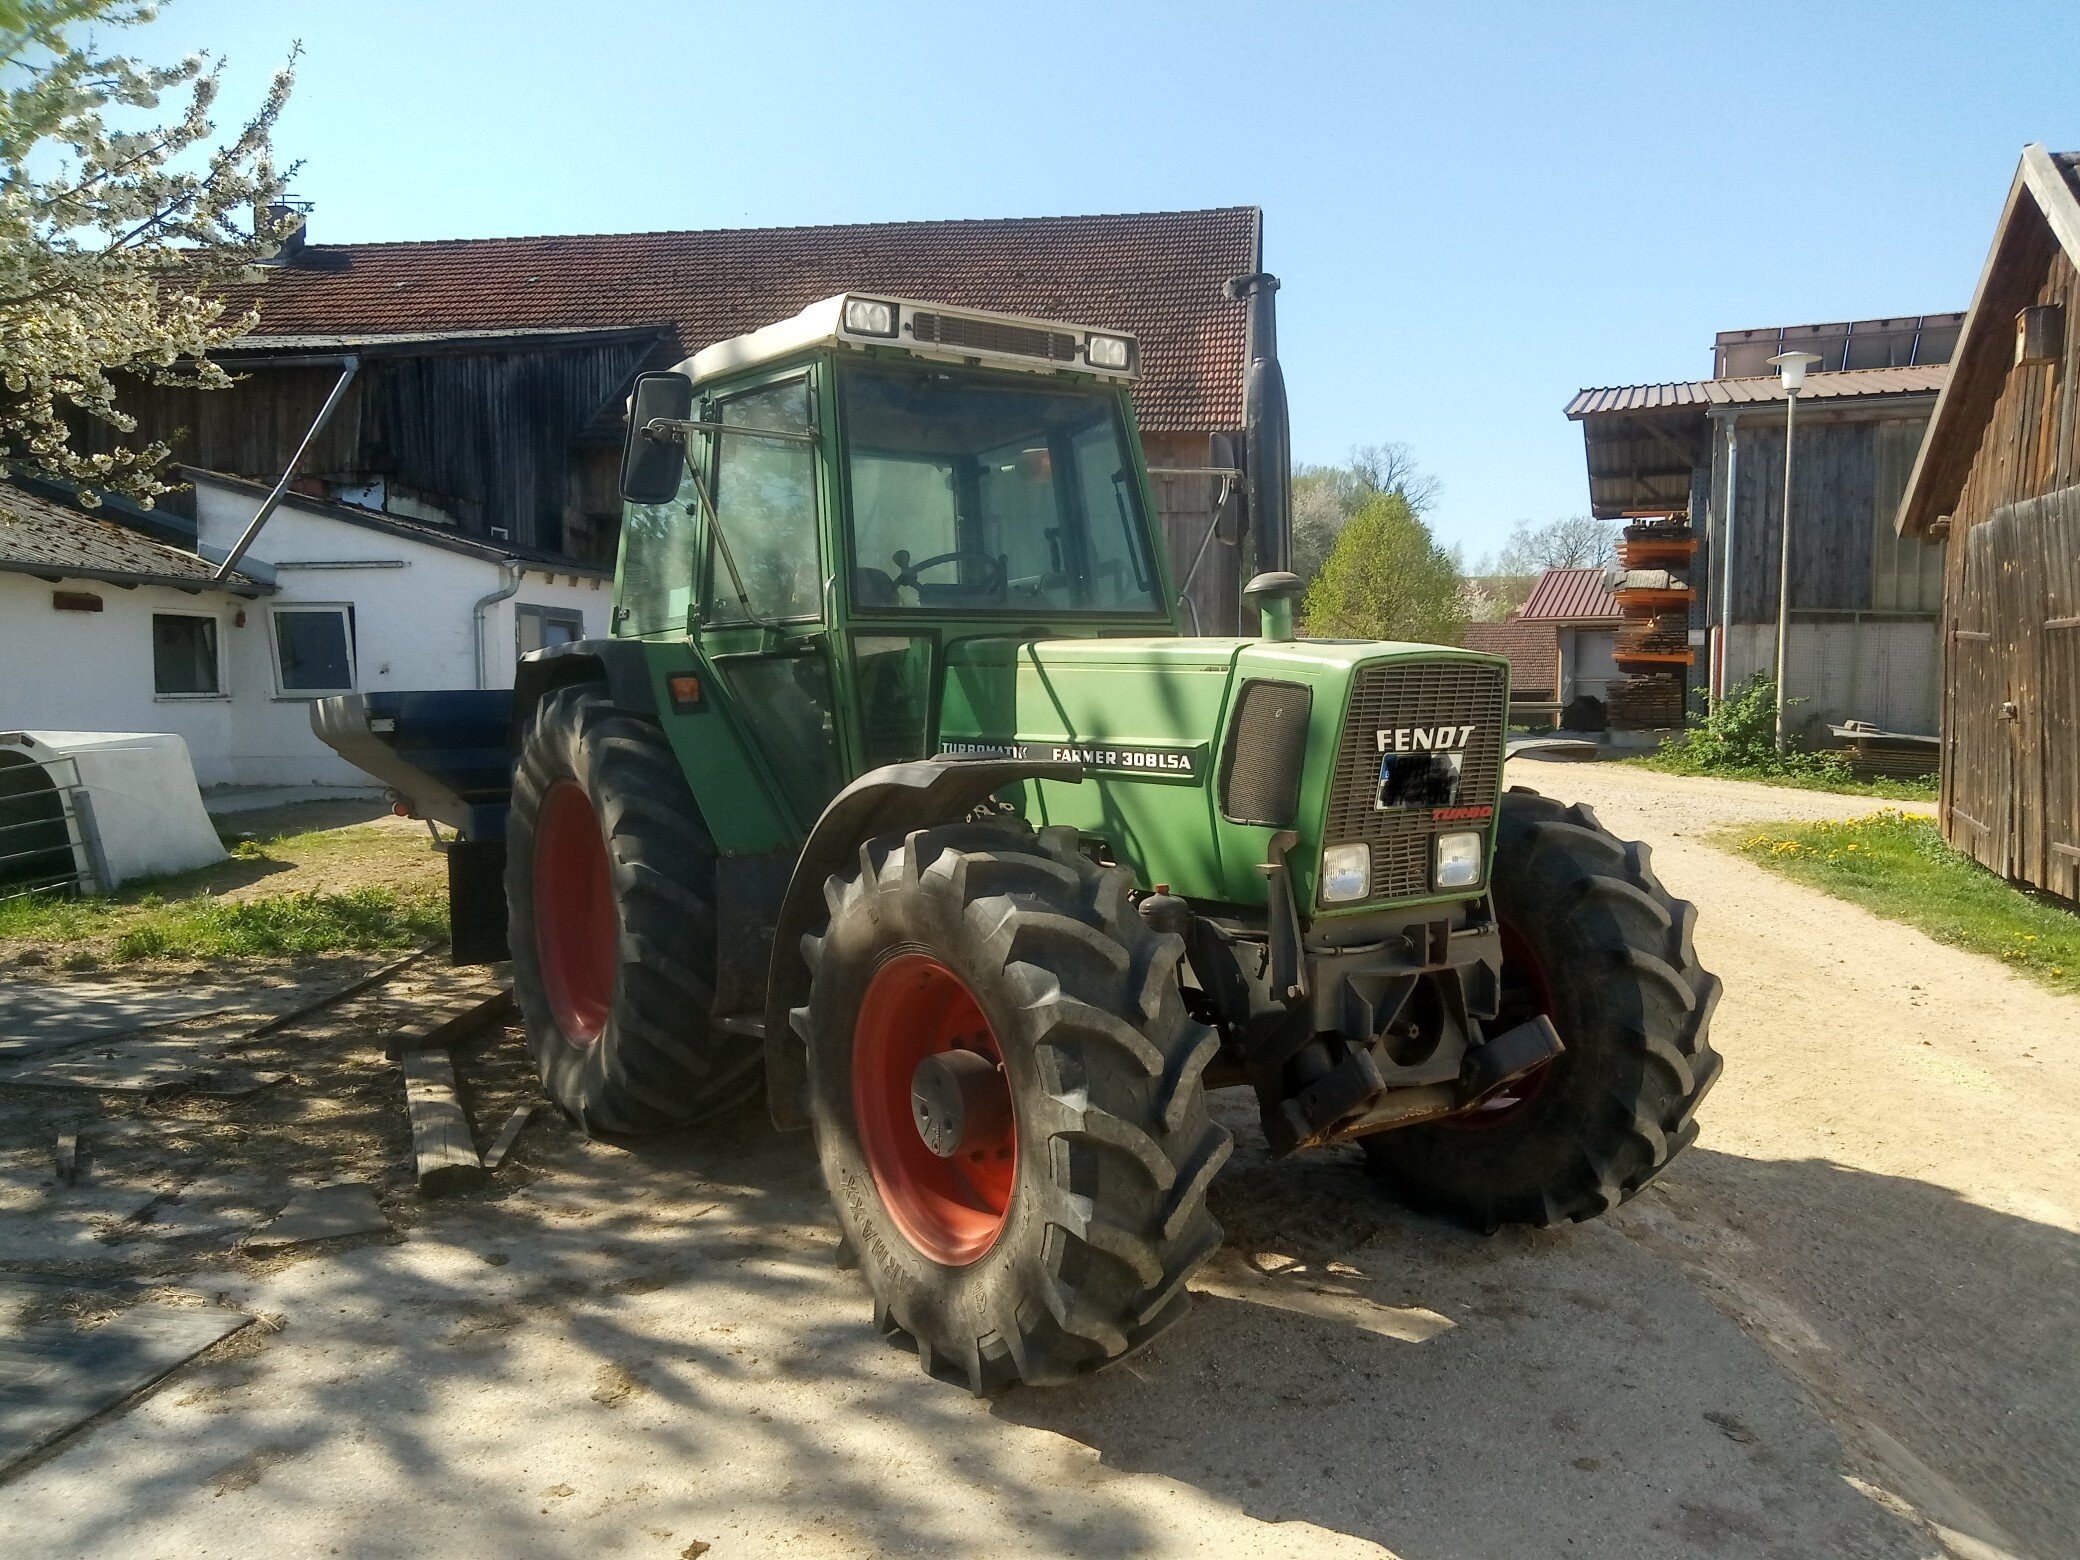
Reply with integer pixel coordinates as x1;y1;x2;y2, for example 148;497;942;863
1608;518;1697;731
1607;674;1686;730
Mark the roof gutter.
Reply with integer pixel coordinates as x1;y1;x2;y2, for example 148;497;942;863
0;561;272;596
209;354;361;582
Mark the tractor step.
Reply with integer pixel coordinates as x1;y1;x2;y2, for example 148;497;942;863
713;1013;765;1039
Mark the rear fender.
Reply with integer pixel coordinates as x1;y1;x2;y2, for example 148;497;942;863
759;756;1082;1130
511;638;658;741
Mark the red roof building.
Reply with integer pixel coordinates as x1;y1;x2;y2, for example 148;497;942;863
1518;567;1622;625
97;207;1264;627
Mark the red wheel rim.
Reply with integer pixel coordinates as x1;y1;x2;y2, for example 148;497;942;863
852;954;1017;1266
1445;917;1558;1132
533;779;616;1044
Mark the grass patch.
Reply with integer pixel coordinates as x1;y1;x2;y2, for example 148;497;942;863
0;807;446;963
0;883;444;962
1721;811;2080;995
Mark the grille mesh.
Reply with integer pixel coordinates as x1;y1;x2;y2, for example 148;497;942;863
1325;660;1507;901
910;311;1079;362
1220;679;1312;826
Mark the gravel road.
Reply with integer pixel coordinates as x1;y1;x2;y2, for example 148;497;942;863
1515;757;2077;1560
2;761;2071;1559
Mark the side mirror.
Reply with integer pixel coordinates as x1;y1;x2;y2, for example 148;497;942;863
619;372;695;505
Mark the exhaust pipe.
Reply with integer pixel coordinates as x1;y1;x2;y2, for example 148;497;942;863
1227;272;1302;641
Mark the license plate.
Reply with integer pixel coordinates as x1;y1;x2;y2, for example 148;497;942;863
1376;750;1464;810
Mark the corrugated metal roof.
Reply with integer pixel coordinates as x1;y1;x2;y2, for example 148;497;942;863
216;207;1262;434
0;483;266;593
1518;567;1622;624
1565;363;1950;419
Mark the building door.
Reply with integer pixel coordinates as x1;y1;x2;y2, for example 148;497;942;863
1948;488;2080;895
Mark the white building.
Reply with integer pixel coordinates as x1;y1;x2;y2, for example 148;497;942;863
0;475;610;792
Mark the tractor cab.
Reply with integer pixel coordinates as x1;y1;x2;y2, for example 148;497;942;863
614;294;1178;830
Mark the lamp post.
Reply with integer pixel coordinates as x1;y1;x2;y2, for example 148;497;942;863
1767;350;1823;753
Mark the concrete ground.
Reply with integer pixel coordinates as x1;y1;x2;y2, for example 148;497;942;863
3;762;2074;1559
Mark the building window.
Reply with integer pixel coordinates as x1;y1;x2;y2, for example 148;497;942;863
271;604;356;696
516;604;585;656
152;613;222;697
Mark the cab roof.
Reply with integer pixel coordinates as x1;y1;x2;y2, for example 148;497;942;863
672;293;1141;388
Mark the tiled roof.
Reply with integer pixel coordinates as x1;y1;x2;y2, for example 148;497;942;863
1519;567;1622;624
220;208;1262;433
1463;619;1559;695
182;470;611;578
1566;363;1948;419
0;483;266;594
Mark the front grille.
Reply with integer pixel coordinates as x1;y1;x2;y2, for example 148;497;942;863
910;311;1079;363
1220;679;1312;826
1324;659;1507;903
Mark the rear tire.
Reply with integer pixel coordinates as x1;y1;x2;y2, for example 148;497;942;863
801;822;1230;1391
506;682;760;1134
1362;788;1722;1230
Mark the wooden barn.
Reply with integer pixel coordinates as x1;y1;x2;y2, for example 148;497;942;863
1568;314;1958;744
1897;144;2080;900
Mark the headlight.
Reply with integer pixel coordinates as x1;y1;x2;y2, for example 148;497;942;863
1320;842;1371;903
1435;831;1485;889
1086;333;1133;371
843;297;897;337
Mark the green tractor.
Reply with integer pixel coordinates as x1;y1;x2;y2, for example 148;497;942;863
316;276;1720;1391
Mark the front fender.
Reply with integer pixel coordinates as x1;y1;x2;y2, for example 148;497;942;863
759;756;1081;1130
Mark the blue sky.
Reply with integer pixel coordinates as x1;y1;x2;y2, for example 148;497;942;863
137;0;2080;560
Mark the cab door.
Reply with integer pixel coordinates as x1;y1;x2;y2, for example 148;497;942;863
692;368;845;827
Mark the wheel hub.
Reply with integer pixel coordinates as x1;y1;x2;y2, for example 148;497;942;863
910;1048;1011;1158
852;955;1018;1266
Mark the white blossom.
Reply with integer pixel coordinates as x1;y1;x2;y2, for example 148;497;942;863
2;2;296;502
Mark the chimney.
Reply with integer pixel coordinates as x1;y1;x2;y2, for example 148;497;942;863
255;198;310;264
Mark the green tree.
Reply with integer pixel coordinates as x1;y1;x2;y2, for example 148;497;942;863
1289;440;1440;585
1;0;295;504
1302;490;1468;645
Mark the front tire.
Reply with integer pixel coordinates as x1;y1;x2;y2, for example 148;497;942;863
801;823;1230;1391
506;683;760;1134
1363;788;1722;1230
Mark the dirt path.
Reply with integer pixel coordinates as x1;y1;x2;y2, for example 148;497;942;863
4;765;2070;1558
1513;757;2079;1560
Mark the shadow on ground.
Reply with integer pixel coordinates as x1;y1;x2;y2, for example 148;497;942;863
1615;1148;2080;1560
6;1013;2069;1557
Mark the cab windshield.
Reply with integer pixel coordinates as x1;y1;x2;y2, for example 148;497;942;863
839;362;1163;616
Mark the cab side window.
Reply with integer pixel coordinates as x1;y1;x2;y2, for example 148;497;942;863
707;378;821;622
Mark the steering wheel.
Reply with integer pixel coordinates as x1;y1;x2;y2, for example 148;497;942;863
891;549;1005;595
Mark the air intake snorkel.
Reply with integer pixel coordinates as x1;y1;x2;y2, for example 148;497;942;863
1228;272;1302;642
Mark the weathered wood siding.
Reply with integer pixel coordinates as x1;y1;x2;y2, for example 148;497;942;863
1728;415;1943;620
354;342;654;553
1940;242;2080;896
80;338;655;558
1142;430;1242;636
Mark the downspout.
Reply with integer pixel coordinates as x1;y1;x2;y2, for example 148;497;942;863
209;354;361;582
472;561;523;690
